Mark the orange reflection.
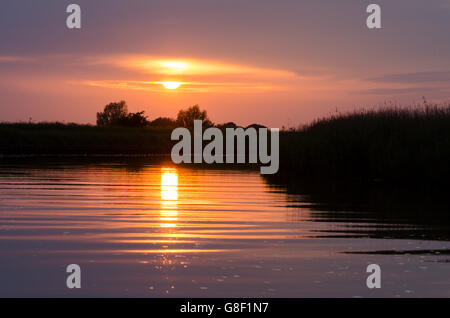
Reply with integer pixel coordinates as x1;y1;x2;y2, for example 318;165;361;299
157;168;180;295
160;168;178;228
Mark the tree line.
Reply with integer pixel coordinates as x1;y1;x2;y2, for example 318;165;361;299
96;101;214;129
96;101;260;130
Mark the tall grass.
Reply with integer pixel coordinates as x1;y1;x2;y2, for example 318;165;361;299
273;103;450;187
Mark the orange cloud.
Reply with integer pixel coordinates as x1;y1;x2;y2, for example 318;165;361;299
83;55;298;93
82;79;279;93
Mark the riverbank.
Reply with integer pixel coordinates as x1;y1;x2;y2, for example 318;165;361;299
271;105;450;187
0;123;174;155
2;104;450;187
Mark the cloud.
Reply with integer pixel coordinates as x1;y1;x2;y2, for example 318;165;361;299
80;55;299;93
82;80;279;93
366;71;450;84
90;55;296;78
354;87;442;95
0;56;34;63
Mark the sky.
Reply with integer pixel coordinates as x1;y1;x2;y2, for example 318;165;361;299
0;0;449;127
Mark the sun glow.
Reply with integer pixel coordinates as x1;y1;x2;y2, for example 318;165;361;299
160;82;182;90
161;61;189;72
85;56;299;93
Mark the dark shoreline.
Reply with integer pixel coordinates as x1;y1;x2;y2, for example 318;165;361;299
0;123;175;155
2;105;450;187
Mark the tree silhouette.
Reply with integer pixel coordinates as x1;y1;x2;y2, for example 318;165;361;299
122;111;150;127
97;101;149;127
176;105;212;128
149;117;177;128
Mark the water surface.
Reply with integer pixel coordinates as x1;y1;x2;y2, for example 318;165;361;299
0;161;449;297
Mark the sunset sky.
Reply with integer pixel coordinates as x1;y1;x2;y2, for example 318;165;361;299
1;0;449;127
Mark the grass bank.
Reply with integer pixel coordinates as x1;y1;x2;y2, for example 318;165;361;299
2;104;450;187
0;123;173;155
270;104;450;187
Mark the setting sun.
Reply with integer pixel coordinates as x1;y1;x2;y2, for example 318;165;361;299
160;82;182;90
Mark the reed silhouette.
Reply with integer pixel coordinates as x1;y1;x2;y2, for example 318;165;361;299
270;103;450;187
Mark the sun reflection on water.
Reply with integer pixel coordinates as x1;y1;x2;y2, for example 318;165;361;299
156;168;181;294
160;168;178;228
